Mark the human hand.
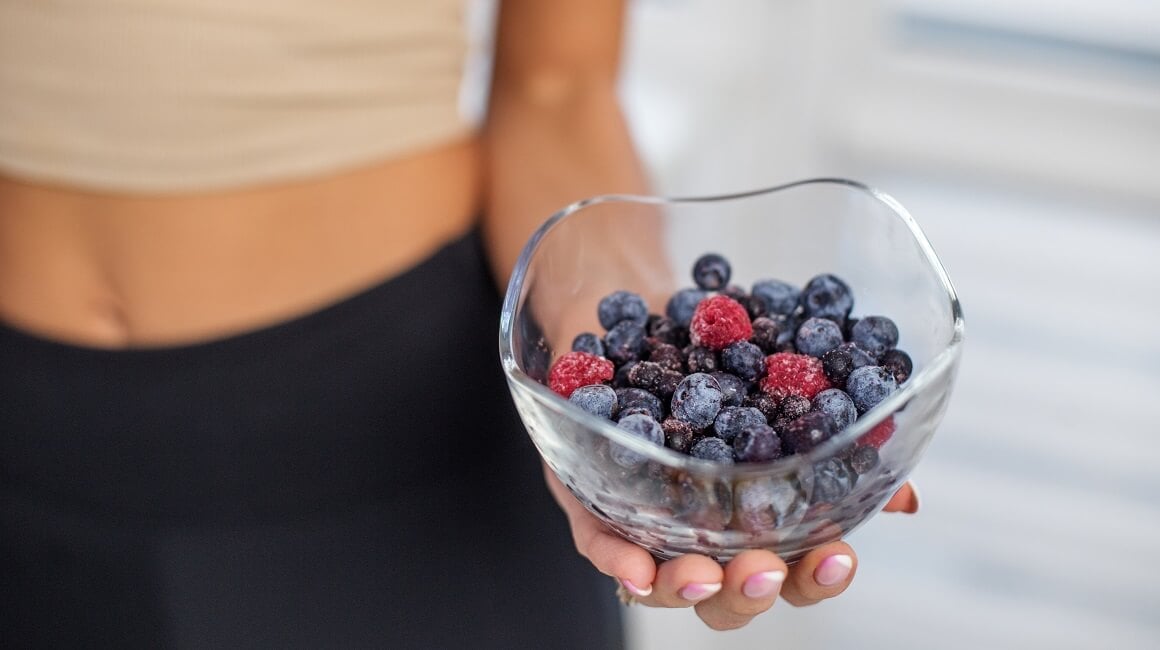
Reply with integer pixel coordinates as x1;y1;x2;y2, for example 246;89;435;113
544;464;920;630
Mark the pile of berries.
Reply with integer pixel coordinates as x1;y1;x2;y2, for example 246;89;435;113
548;253;912;472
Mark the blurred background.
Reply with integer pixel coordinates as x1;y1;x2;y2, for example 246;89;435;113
471;1;1160;648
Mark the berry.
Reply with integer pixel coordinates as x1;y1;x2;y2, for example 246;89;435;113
812;388;858;430
721;341;766;381
628;361;682;398
615;387;664;422
881;349;913;384
690;436;734;463
618;407;652;420
750;279;801;317
801;274;853;323
851;316;899;360
684;346;719;374
670;373;724;429
611;413;664;468
733;423;784;463
848;445;879;474
719;285;751;314
734;477;807;532
569;384;618;419
821;347;855;385
548;351;614;398
760;352;832;401
662;418;700;453
692;253;732;290
858;416;895;449
777;395;812;421
781;411;838;454
571;332;605;357
709;372;748;407
712;406;767;443
808;457;855;505
603;320;646;364
612;361;636;388
837;341;876;368
597;290;648;330
647;315;687;347
666;288;708;327
690;295;753;351
846;366;898;413
750;317;782;354
795;317;844;358
646;339;685;372
742;392;779;421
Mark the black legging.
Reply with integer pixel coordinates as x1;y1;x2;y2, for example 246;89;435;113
0;230;624;649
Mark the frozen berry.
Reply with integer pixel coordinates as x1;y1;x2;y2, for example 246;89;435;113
628;361;668;394
692;253;732;290
709;372;748;407
571;332;605;357
742;392;779;421
781;411;838;454
666;288;708;327
719;285;751;313
846;366;898;413
615;387;664;422
812;388;858;430
597;290;648;330
801;274;853;323
611;413;664;468
821;347;855;385
548;352;614;398
750;317;782;354
569;384;618;419
612;361;636;388
858;416;895;449
777;395;812;421
734;477;806;532
647;315;687;347
690;436;734;463
760;352;832;401
662;417;700;453
808;457;855;505
881;349;913;384
684;346;719;374
733;423;784;463
750;279;801;317
837;341;876;368
690;295;753;351
646;340;685;372
721;341;765;381
851;316;899;360
671;373;724;429
618;407;652;420
795;317;844;358
712;406;767;443
849;445;879;474
604;320;646;364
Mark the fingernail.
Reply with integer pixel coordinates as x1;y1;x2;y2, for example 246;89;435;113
620;578;652;598
907;480;921;513
742;570;786;599
814;554;853;587
678;582;722;602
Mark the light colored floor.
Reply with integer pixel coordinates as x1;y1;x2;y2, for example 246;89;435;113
615;2;1160;649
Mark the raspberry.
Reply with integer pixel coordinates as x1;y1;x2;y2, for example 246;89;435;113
548;351;614;398
760;352;832;402
689;295;753;351
858;416;895;449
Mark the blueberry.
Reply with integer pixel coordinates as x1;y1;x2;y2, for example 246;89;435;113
795;317;844;358
851;316;899;360
692;253;731;290
821;347;855;385
615;387;664;421
750;317;782;354
709;372;748;407
733;423;784;463
597;290;649;330
670;373;724;429
845;366;898;413
801;274;853;323
647;315;686;347
604;320;646;364
617;407;652;420
690;436;735;463
612;361;637;388
812;388;857;430
611;413;665;468
849;445;879;474
646;340;685;372
837;341;876;368
777;395;812;422
734;477;807;532
721;341;765;381
881;349;913;384
666;288;708;327
750;279;801;317
569;384;618;419
712;406;767;443
781;411;838;454
808;457;855;504
662;418;700;453
742;392;779;422
684;346;719;374
571;332;605;357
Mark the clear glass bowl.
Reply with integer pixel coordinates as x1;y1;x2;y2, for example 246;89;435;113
499;178;964;563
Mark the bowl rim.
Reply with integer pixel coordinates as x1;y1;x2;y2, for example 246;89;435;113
499;177;965;478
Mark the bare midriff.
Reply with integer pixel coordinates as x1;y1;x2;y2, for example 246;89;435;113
0;137;481;348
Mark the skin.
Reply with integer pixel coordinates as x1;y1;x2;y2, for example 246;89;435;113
0;0;920;631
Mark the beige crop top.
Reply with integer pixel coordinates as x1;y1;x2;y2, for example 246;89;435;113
0;0;472;193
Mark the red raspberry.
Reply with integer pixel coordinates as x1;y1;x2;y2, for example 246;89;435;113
759;352;832;402
548;351;614;398
689;295;752;351
858;416;895;449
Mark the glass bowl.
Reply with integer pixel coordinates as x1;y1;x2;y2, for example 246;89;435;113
499;178;964;563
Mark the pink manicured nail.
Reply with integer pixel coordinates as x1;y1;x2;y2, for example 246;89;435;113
620;579;652;597
678;582;722;602
814;554;853;587
742;570;786;599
